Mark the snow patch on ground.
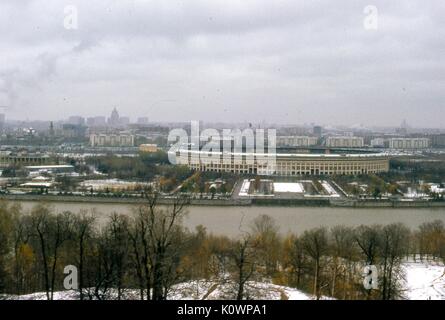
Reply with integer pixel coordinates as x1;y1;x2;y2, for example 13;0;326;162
273;182;304;193
5;261;445;300
321;180;340;197
5;281;319;301
168;280;321;300
238;179;250;196
402;260;445;300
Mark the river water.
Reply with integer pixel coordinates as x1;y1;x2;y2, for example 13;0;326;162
11;200;445;237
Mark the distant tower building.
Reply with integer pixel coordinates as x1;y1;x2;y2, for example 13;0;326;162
68;115;85;126
49;121;55;137
401;119;408;129
88;116;107;127
137;117;149;124
119;116;130;126
313;126;322;137
0;113;5;133
108;108;120;126
396;119;408;135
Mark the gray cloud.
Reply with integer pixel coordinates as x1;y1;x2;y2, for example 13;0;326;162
0;0;444;127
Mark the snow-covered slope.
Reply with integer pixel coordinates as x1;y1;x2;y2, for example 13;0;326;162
5;261;445;300
5;281;319;301
167;280;316;300
402;261;445;300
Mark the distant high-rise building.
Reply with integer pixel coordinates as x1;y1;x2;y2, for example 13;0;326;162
401;119;408;129
49;121;55;137
108;108;120;126
87;116;107;127
313;126;322;137
62;124;87;138
396;119;409;135
0;113;5;132
119;117;130;125
137;117;149;124
68;115;85;126
395;127;408;135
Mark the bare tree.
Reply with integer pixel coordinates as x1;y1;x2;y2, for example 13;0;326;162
128;206;150;300
416;220;445;261
354;225;382;266
0;202;16;293
330;226;357;299
107;213;130;300
300;227;329;299
286;235;308;288
128;191;190;300
250;214;280;276
230;234;258;300
49;211;74;300
379;223;410;300
354;225;382;299
73;211;96;300
150;194;189;300
30;204;52;300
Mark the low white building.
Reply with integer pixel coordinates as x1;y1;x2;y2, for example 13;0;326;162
371;138;385;148
277;136;318;147
90;133;135;147
25;165;74;175
389;138;430;149
430;184;445;194
80;179;151;191
325;136;364;148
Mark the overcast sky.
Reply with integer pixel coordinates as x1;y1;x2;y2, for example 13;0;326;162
0;0;444;127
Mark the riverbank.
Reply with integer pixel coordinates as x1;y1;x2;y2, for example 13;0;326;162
0;194;250;206
1;194;445;208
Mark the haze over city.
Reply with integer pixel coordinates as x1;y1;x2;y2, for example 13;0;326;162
2;0;445;307
0;0;444;127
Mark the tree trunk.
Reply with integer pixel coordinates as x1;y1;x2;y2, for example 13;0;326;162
313;259;319;299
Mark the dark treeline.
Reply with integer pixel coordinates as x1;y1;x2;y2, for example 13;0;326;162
388;157;445;183
0;198;445;300
85;151;191;184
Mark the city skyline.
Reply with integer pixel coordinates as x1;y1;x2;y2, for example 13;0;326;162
2;111;443;132
0;1;444;127
1;1;445;305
